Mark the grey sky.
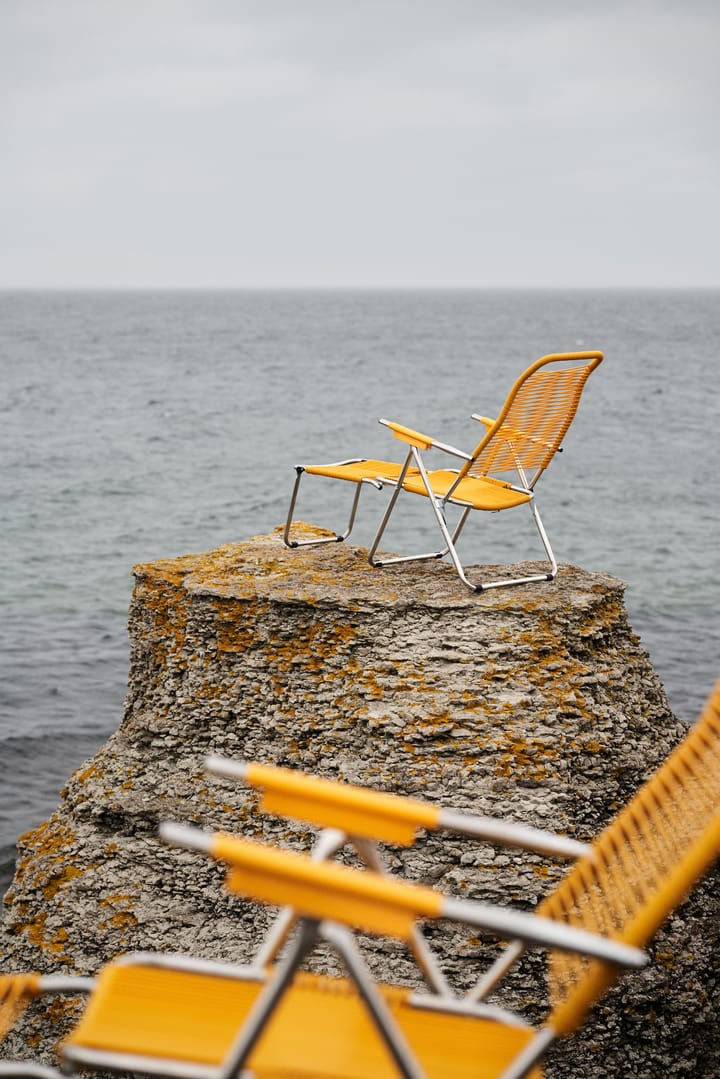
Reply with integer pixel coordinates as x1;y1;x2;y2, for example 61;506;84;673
1;1;718;288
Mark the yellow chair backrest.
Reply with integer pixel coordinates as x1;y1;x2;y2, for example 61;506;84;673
540;679;720;1036
464;352;603;482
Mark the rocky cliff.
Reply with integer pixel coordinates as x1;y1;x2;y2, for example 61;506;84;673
1;526;718;1076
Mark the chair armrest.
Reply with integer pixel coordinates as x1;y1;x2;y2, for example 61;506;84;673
204;755;589;860
437;809;590;860
160;822;445;939
378;419;472;460
206;755;437;845
472;414;496;430
160;823;646;971
442;897;647;970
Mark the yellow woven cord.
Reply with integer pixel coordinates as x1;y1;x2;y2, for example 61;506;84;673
304;460;409;483
400;471;531;510
64;962;259;1063
213;834;444;940
540;679;720;1037
65;966;540;1079
245;762;441;845
0;973;42;1040
464;353;603;480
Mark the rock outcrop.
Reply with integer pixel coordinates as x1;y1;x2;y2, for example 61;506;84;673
1;526;718;1076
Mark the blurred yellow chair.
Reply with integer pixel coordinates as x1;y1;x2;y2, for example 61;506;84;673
2;676;719;1079
0;839;641;1079
202;753;588;991
283;351;603;592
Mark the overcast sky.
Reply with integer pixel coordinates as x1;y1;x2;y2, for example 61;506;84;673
1;1;718;288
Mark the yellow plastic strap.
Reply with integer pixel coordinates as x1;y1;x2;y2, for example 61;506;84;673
304;459;407;483
547;808;720;1036
245;762;440;845
213;834;444;940
66;965;540;1078
400;471;531;510
619;810;720;950
64;963;260;1063
384;422;435;450
545;677;720;1037
0;973;42;1040
491;421;558;452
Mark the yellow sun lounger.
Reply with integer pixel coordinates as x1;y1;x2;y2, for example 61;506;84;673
283;351;603;592
2;678;719;1079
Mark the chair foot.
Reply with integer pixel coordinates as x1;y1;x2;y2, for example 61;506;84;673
474;570;556;593
286;534;345;549
371;551;446;568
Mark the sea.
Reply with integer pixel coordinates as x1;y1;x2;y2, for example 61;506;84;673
1;288;719;896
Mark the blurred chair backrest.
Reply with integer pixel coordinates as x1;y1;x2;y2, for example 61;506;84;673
540;679;720;1036
463;351;603;488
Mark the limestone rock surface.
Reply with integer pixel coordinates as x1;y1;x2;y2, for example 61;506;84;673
1;527;717;1077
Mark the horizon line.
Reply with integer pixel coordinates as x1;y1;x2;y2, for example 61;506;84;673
1;283;718;293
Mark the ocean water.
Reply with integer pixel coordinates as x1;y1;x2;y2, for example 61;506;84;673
1;288;719;895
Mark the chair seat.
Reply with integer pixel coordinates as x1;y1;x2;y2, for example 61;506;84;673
401;471;531;511
64;964;540;1079
305;460;415;484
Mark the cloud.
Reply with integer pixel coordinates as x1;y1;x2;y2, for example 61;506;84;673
1;1;719;286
